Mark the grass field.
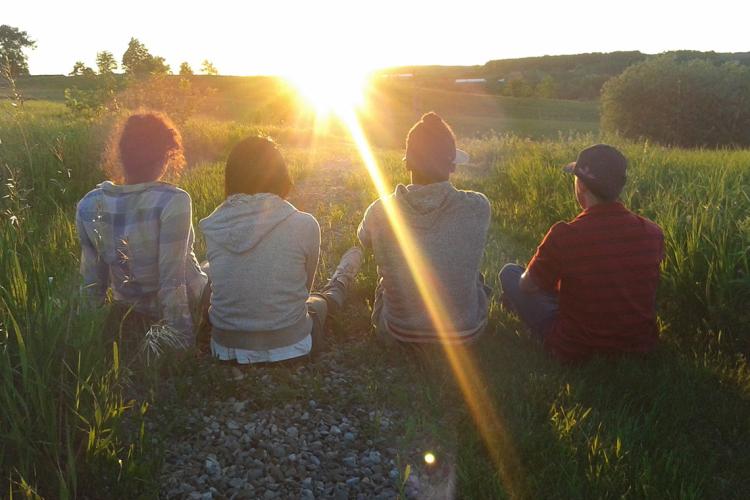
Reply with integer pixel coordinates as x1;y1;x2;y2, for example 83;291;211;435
0;98;748;498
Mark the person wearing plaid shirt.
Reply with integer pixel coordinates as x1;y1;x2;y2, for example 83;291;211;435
75;112;206;346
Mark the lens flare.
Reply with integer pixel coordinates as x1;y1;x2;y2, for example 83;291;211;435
424;452;436;465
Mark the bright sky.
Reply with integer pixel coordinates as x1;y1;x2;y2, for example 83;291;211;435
6;0;750;76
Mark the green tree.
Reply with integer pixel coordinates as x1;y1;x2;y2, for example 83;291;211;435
505;78;533;98
200;59;218;75
601;55;750;147
69;61;95;77
96;51;117;75
0;25;36;76
179;62;194;76
122;37;169;77
536;75;558;98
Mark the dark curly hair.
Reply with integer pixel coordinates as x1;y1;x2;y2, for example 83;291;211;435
103;111;185;183
225;137;293;199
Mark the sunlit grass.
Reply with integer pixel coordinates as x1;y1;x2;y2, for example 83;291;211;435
0;98;748;498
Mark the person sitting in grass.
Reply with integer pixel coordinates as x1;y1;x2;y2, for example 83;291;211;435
199;137;362;364
499;144;665;362
76;111;207;347
357;112;491;344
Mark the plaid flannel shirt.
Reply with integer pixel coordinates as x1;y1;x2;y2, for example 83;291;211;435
75;181;206;344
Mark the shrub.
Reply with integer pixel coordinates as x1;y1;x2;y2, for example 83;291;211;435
601;56;750;147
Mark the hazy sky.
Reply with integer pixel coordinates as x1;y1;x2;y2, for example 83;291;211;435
6;0;750;76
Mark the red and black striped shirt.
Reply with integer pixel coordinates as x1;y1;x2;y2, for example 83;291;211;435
526;202;664;362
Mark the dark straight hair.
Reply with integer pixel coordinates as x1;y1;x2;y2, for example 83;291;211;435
224;137;293;198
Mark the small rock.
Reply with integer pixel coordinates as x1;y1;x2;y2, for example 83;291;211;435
346;477;360;488
389;468;399;482
343;456;357;468
247;467;264;481
228;477;245;489
344;432;355;442
204;455;221;477
368;451;382;465
286;426;299;439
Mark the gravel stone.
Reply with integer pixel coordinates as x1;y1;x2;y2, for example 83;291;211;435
159;338;411;498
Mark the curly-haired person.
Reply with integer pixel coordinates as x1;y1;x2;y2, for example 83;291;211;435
75;111;207;348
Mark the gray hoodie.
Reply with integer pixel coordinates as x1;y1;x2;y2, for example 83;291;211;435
358;181;491;342
199;193;320;350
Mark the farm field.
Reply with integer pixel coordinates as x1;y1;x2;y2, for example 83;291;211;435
1;98;749;499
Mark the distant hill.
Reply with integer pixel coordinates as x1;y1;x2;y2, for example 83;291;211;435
381;50;750;100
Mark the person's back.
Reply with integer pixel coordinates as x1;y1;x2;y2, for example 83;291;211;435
538;203;663;360
201;193;319;337
359;112;491;343
360;182;490;341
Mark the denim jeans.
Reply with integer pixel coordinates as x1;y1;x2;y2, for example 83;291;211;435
498;263;559;340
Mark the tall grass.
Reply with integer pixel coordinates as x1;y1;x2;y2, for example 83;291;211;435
0;99;748;497
0;101;155;497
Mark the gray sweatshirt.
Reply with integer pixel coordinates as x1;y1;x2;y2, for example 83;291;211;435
358;181;491;342
199;194;320;350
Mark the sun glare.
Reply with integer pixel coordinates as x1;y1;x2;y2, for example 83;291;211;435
286;68;370;116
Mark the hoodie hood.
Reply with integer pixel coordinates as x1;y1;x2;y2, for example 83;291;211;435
199;193;297;254
392;181;459;230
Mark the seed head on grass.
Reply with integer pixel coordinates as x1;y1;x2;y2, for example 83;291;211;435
141;323;186;366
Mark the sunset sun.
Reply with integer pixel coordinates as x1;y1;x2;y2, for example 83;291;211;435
285;67;371;117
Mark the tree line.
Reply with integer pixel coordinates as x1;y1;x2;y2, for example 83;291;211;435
5;23;750;147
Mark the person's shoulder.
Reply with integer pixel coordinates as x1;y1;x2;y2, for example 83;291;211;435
635;213;663;236
456;188;491;213
362;195;389;221
289;210;321;231
76;184;106;213
545;220;574;243
160;186;192;213
155;183;191;201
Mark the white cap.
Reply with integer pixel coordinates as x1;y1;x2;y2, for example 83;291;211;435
454;148;470;165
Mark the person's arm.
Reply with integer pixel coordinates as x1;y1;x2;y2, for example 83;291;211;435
158;192;195;346
357;202;376;250
304;216;322;292
76;205;109;304
523;223;564;294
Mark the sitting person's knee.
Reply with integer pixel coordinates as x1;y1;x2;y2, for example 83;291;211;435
499;263;523;290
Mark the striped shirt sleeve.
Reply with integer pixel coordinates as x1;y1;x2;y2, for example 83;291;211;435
76;199;110;304
158;192;195;346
